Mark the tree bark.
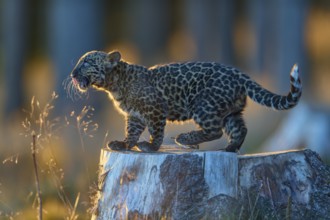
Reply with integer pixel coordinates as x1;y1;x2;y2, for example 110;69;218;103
91;147;330;220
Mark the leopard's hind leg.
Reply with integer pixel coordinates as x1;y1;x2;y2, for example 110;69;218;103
175;100;225;146
175;128;223;147
223;112;247;152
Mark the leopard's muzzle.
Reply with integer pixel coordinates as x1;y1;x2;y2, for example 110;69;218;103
71;70;90;91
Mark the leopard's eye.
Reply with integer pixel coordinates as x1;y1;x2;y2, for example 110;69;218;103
83;62;90;68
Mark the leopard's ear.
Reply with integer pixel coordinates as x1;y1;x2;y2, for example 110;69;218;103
107;51;121;63
105;51;121;71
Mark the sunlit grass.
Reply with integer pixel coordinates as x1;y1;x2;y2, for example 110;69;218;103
0;92;103;219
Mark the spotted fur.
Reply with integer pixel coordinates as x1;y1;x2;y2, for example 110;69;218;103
69;51;302;152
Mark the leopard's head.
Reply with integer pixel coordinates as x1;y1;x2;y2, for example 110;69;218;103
68;50;121;94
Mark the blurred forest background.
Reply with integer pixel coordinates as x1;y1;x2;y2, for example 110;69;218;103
1;0;330;219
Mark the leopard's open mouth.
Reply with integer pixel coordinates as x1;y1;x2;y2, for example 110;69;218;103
72;77;90;91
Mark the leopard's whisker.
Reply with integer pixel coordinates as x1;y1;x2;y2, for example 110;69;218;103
72;82;80;101
67;80;73;100
69;81;75;100
63;76;74;100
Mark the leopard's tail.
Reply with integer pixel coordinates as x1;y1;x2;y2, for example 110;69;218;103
245;64;302;110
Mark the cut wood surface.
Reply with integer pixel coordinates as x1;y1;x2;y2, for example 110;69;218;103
91;146;330;220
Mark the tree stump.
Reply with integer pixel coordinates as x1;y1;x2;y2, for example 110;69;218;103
91;147;330;220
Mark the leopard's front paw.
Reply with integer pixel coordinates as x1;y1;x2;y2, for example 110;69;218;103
225;144;240;153
107;141;129;151
137;141;160;152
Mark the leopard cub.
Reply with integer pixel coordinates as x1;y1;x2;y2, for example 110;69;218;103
69;50;302;152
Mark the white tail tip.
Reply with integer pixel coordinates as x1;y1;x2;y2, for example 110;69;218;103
290;64;299;80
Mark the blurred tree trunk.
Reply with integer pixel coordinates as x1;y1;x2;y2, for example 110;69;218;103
249;0;308;92
124;0;170;66
184;0;235;64
217;0;235;65
184;0;210;60
2;0;28;119
276;0;308;93
248;0;269;73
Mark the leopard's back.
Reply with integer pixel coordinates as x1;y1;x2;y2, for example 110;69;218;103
149;62;247;121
